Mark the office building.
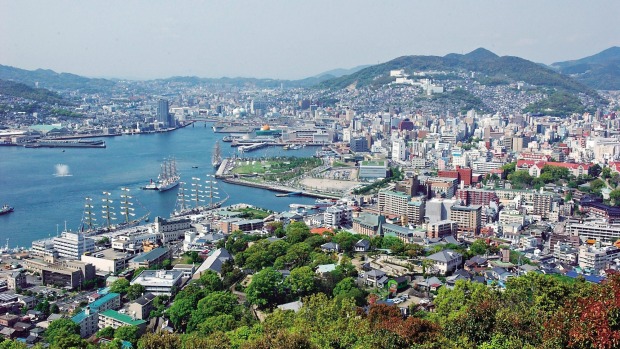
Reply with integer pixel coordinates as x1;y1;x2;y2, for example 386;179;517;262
53;232;95;260
157;99;170;128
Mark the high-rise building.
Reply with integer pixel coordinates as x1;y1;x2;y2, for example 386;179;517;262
157;99;169;128
392;139;406;161
449;205;482;235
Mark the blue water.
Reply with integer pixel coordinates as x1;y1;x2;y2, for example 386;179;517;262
0;124;319;248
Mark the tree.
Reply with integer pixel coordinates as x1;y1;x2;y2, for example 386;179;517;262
137;331;181;349
186;291;243;333
198;270;224;291
381;236;404;252
45;318;82;346
97;326;115;338
49;303;60;314
331;231;358;253
114;326;140;346
243;330;315;349
167;297;195;331
508;170;533;188
246;267;285;308
590;178;606;193
611;189;620;206
285;266;316;297
35;299;50;316
602;167;612;179
333;277;367;306
469;239;489;256
126;283;146;301
109;278;130;295
285;221;310;244
588;163;602;178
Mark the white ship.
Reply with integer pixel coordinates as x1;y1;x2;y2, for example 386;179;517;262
143;157;180;191
212;141;222;168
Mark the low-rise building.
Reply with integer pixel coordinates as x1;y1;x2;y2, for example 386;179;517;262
81;248;133;275
128;247;170;269
127;293;156;320
427;220;458;239
41;260;96;289
426;250;462;275
578;245;620;273
130;270;183;296
71;293;121;338
98;309;147;332
193;248;233;278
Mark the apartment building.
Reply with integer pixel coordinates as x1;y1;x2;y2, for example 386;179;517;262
449;205;482;235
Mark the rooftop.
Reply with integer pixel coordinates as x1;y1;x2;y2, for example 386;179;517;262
90;292;120;311
99;309;146;326
130;247;169;264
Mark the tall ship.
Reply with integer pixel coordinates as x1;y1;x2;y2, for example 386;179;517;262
172;175;229;217
0;204;14;215
142;157;180;191
80;189;150;235
212;141;222;168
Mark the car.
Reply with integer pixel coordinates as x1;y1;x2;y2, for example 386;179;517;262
393;298;404;304
400;294;409;299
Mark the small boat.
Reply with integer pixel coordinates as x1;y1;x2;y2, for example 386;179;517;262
0;204;14;215
192;166;198;169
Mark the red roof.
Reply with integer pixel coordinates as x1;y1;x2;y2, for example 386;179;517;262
310;227;333;236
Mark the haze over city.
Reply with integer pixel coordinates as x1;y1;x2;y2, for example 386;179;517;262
1;0;619;79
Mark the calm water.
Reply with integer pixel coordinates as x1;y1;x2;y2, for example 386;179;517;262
0;124;319;248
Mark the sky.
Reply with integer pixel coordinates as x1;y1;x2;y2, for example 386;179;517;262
1;0;619;80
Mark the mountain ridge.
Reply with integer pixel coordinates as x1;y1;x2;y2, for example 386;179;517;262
551;46;620;90
318;48;595;96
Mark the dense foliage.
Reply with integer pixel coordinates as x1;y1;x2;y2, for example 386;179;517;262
0;79;68;105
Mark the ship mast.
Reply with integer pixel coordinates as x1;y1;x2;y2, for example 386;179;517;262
101;191;116;228
83;197;97;231
191;177;205;208
120;187;135;224
204;174;220;207
175;181;189;213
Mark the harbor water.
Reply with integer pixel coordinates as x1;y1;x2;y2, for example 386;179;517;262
0;124;319;248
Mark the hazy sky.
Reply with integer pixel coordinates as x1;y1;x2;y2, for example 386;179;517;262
1;1;618;80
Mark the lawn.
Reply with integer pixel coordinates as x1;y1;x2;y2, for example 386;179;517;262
231;157;322;181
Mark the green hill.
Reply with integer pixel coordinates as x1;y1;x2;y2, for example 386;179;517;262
319;48;594;96
0;64;116;92
551;47;620;90
0;79;69;105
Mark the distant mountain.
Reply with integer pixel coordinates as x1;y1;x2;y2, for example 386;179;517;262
311;65;372;79
0;64;116;92
155;65;372;89
551;47;620;90
0;79;69;105
319;48;593;96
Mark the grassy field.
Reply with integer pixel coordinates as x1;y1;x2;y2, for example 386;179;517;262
231;157;322;182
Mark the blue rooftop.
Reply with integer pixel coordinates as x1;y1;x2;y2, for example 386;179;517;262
71;310;88;324
565;271;606;284
90;292;120;311
131;247;169;264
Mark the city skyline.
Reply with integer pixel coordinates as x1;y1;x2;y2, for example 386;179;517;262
1;0;619;80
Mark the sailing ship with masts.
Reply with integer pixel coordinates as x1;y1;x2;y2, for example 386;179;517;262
143;157;180;191
212;141;222;168
172;174;229;217
80;188;150;235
